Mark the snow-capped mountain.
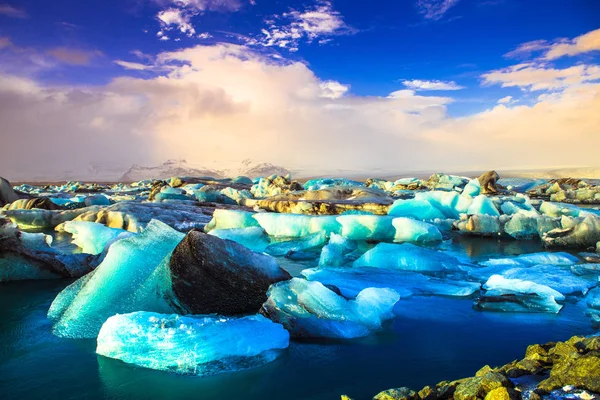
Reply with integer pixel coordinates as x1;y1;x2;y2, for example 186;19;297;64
236;159;291;178
120;160;226;182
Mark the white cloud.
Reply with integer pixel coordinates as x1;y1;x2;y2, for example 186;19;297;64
497;95;513;104
545;28;600;60
505;28;600;61
154;0;245;12
197;32;212;39
157;8;196;37
258;1;353;51
2;43;600;179
319;80;349;99
402;79;464;91
482;62;600;91
415;0;459;20
114;60;154;70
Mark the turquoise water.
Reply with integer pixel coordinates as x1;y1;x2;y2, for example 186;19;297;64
0;236;596;400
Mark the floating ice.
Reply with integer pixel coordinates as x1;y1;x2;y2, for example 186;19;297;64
476;275;564;313
318;233;357;267
261;278;399;339
265;232;327;257
303;178;364;191
353;242;462;273
462;179;481;197
205;209;259;231
336;215;395;241
220;187;253;204
48;220;185;338
388;199;446;221
96;312;289;375
392;217;442;243
539;201;581;218
480;251;579;268
253;213;340;237
585;287;600;310
501;265;597;296
208;227;269;252
62;221;131;255
467;195;500;217
303;267;480;299
504;213;539;239
414;191;472;219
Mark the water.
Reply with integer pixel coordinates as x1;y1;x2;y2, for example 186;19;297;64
0;237;597;400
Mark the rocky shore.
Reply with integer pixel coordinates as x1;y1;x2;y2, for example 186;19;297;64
353;335;600;400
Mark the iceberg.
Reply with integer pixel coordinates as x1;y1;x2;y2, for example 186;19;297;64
48;220;185;338
388;199;446;221
261;278;400;339
462;179;481;197
414;191;472;219
303;178;364;191
253;213;340;237
480;251;579;267
475;275;565;313
204;209;259;231
467;195;500;217
336;215;395;241
318;233;357;267
501;265;597;296
353;242;462;273
504;213;539;239
392;217;442;243
265;232;327;257
97;312;289;375
208;227;269;252
303;267;480;299
539;201;581;218
62;221;131;255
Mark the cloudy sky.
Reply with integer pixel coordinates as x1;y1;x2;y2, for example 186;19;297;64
0;0;599;179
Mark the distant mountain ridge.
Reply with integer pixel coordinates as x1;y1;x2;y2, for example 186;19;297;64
120;159;291;182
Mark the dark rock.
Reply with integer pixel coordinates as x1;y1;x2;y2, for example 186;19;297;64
148;180;169;201
478;171;500;195
5;198;63;210
417;386;438;400
0;177;20;206
169;230;291;315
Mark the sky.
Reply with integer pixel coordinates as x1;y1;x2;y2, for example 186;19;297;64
0;0;599;179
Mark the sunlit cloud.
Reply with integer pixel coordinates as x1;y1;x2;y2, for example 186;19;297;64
0;4;28;18
47;47;103;66
505;28;600;61
415;0;459;20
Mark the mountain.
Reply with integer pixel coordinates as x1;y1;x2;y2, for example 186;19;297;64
120;160;225;182
236;159;291;178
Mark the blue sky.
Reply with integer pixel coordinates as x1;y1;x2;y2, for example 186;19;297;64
0;0;599;178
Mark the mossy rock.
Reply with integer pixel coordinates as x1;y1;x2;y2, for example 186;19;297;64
476;366;494;377
483;387;522;400
418;385;438;400
374;387;418;400
501;359;544;378
537;353;600;393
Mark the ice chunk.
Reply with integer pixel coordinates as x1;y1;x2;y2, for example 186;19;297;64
388;199;446;221
543;215;600;249
96;312;289;375
261;278;399;339
467;195;500;216
480;251;579;268
336;215;395;241
84;195;111;207
504;213;539;239
539;201;581;218
462;179;481;197
414;191;472;219
253;213;340;237
475;275;564;313
318;233;357;267
303;178;364;191
501;265;597;296
265;232;327;257
585;287;600;310
208;227;269;252
205;209;259;231
303;267;480;298
220;187;253;204
353;242;462;273
49;220;185;338
392;217;442;243
62;221;131;255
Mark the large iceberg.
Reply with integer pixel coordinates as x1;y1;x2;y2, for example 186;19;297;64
97;312;289;375
414;191;472;219
48;220;185;338
208;227;269;252
265;232;326;257
466;195;500;217
353;242;462;273
336;215;395;241
261;278;400;339
388;199;446;221
318;233;357;267
475;275;565;313
480;251;579;267
253;213;340;237
500;265;597;296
